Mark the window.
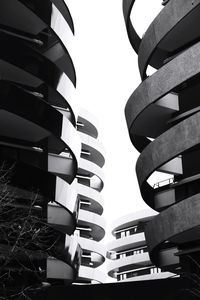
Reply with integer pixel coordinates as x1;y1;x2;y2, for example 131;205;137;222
121;231;126;238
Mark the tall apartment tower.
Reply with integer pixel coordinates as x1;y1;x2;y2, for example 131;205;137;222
123;0;200;278
107;210;174;282
0;0;105;296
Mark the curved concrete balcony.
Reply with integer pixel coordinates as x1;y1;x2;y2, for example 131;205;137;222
0;234;81;285
118;271;175;282
123;0;200;78
3;173;79;235
123;0;141;55
76;236;106;267
79;132;105;168
47;258;77;283
33;151;78;184
107;252;151;278
77;108;99;139
77;158;104;192
46;235;82;283
0;0;75;63
107;232;146;256
0;109;81;183
111;210;157;236
0;161;77;202
136;112;200;210
49;152;75;182
72;182;104;215
47;179;79;235
125;43;200;152
153;172;200;210
0;145;79;186
0;6;77;144
128;93;179;144
0;0;74;34
0;83;81;183
55;177;79;215
78;266;106;284
145;194;200;271
78;210;106;242
0;81;80;155
0;37;77;124
51;0;74;32
138;0;200;78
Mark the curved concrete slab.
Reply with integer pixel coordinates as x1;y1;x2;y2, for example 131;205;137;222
139;0;200;78
111;210;157;235
79;132;105;168
78;266;106;283
78;209;106;242
72;182;104;215
77;108;99;139
107;252;151;278
125;41;200;152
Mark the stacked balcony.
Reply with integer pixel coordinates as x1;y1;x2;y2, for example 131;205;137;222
0;0;82;295
107;210;174;282
74;109;106;284
123;0;200;278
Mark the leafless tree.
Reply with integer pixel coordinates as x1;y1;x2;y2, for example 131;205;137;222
0;160;64;299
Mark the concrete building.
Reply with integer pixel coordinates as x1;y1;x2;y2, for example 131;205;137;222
107;210;174;282
123;0;200;278
74;109;106;284
0;0;105;294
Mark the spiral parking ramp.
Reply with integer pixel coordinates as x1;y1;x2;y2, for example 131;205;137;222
123;0;200;277
73;109;106;284
0;0;82;293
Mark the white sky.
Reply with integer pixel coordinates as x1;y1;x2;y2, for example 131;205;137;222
67;0;164;240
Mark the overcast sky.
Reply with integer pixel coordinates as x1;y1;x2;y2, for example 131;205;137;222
67;0;164;239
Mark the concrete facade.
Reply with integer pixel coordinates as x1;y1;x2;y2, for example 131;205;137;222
74;109;106;284
107;210;174;282
0;0;106;294
123;0;200;277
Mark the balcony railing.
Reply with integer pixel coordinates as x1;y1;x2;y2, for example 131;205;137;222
153;177;176;189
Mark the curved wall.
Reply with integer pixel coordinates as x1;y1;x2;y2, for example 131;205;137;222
123;0;200;276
